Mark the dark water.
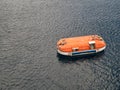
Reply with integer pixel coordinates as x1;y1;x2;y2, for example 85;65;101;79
0;0;120;90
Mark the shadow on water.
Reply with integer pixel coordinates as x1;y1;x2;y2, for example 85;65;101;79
57;51;105;63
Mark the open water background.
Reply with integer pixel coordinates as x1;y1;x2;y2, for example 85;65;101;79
0;0;120;90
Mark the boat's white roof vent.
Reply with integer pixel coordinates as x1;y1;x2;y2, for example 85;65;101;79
89;41;95;44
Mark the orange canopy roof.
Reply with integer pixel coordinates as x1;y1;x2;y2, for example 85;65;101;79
57;35;106;52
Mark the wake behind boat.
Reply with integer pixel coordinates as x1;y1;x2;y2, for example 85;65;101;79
57;35;106;56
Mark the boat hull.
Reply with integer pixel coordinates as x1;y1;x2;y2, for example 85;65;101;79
57;46;106;56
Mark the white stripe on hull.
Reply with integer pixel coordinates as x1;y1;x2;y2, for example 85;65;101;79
57;46;106;56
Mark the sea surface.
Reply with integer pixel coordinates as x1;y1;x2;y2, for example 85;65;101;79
0;0;120;90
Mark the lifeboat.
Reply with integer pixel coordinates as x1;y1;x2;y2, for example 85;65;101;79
57;35;106;56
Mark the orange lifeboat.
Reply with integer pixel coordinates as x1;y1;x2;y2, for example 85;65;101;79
57;35;106;56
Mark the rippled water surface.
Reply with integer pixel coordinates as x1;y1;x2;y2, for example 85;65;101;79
0;0;120;90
